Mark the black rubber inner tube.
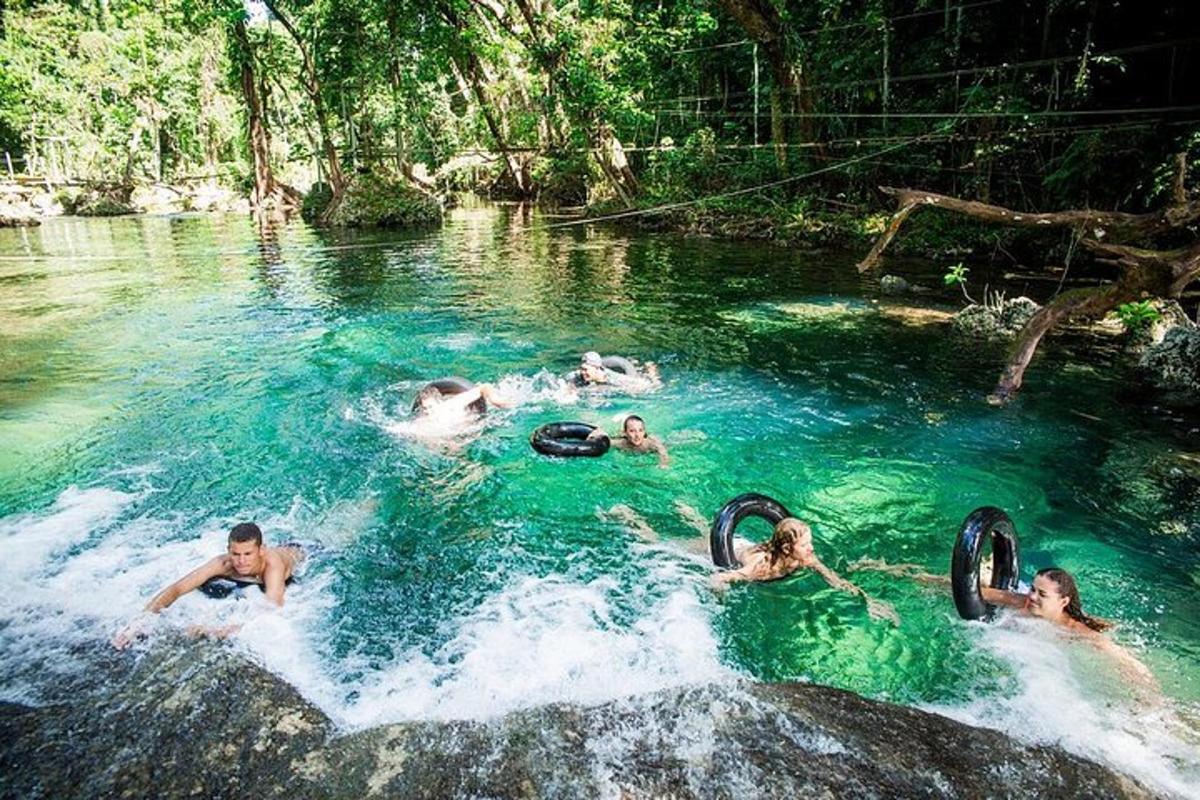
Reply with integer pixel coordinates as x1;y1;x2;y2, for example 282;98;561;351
950;506;1021;621
709;492;795;569
530;422;610;457
411;376;486;415
600;355;638;376
198;576;294;599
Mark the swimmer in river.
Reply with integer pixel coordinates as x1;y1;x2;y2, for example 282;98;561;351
849;559;1156;687
586;414;669;468
566;351;661;391
413;382;513;422
111;522;303;649
603;501;899;625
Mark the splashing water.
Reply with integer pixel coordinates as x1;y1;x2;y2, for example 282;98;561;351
0;210;1197;795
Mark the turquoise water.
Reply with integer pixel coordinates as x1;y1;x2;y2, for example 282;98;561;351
1;208;1198;794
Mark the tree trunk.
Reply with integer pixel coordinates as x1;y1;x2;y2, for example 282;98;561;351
259;0;344;219
857;186;1200;273
233;19;299;217
441;3;531;197
717;0;821;169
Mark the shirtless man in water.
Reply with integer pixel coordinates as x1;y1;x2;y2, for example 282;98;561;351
604;502;899;624
413;383;513;421
111;522;303;649
587;415;669;467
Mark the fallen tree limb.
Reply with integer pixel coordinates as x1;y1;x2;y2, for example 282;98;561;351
858;154;1199;404
857;186;1200;273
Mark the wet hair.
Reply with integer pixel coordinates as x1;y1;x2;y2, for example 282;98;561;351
623;415;645;431
228;522;263;546
414;385;443;412
1036;567;1112;632
754;518;810;569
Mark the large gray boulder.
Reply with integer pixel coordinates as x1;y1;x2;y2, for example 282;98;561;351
1138;323;1200;407
0;640;1152;799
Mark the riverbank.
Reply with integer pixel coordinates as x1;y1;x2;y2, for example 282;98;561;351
0;179;249;223
0;639;1155;799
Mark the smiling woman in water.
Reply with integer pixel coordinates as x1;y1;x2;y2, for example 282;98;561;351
850;560;1157;691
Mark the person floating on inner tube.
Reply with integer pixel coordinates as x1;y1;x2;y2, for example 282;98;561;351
848;559;1156;687
603;501;899;625
585;414;669;468
111;522;305;649
567;351;661;392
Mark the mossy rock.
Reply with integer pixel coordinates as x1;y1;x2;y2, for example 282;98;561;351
73;188;135;217
301;181;333;223
951;297;1040;340
1137;324;1200;406
324;175;442;228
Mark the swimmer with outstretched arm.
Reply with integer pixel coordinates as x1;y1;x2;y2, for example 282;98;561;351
604;501;899;625
849;558;1156;688
413;382;513;419
111;522;303;649
586;414;669;468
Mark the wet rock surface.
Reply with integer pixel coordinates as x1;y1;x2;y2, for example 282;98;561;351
1137;323;1200;407
951;296;1041;340
0;640;1153;799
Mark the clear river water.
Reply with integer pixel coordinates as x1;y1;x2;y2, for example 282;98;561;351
1;205;1197;796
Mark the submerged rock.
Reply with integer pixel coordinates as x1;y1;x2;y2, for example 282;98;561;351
0;640;1153;799
952;296;1040;340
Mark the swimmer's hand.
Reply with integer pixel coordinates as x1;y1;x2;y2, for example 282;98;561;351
111;615;154;650
865;597;901;626
186;623;242;640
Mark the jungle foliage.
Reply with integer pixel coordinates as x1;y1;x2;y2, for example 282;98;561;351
1;0;1197;227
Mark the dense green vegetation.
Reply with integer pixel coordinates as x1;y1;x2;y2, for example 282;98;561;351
1;0;1197;237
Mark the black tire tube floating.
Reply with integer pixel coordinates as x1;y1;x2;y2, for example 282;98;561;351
950;506;1021;621
709;492;795;569
411;376;486;415
530;422;611;457
600;355;638;377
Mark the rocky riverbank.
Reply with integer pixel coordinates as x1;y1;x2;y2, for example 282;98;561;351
0;180;249;223
0;639;1153;799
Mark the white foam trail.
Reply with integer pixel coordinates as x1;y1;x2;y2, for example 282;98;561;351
260;566;730;729
0;486;140;581
363;370;581;445
929;617;1200;799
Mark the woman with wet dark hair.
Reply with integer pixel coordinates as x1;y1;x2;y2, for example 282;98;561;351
987;567;1111;632
850;560;1154;688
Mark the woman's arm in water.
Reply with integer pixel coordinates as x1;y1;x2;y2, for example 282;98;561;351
980;586;1028;609
812;560;901;625
649;436;670;468
847;557;950;586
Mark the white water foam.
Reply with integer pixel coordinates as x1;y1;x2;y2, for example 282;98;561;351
929;617;1200;799
4;484;1197;798
252;563;730;729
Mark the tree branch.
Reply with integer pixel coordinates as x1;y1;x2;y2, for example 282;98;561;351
988;285;1132;405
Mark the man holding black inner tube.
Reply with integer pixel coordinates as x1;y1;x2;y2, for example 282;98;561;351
110;522;303;649
586;414;670;468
